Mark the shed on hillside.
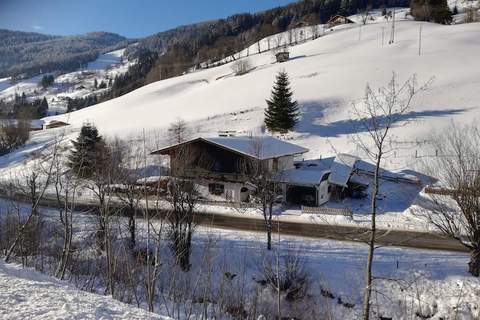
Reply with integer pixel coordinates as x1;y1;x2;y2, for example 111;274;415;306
44;120;70;129
327;15;355;28
275;51;290;63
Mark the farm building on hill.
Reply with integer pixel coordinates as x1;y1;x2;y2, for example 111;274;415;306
151;136;308;203
327;15;355;28
150;135;416;207
275;51;290;63
44;120;70;129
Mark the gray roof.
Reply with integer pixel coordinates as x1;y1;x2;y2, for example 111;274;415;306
328;153;359;187
151;136;309;160
275;168;330;186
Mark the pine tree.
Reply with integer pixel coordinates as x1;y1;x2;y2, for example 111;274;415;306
68;123;105;178
264;71;299;134
411;0;452;24
37;97;48;117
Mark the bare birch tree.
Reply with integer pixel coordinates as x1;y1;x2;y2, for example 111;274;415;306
165;144;199;271
168;119;191;144
350;73;430;320
240;136;281;250
4;135;61;263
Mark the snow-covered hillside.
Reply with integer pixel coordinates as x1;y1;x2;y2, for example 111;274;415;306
0;261;170;319
0;49;132;115
45;17;480;171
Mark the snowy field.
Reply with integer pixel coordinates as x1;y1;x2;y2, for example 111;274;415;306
41;16;480;172
0;198;478;319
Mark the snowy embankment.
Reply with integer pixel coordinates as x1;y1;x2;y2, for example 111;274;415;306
0;197;478;319
0;261;170;320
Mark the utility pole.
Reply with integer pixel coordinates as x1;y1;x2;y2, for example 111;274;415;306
276;215;281;319
418;24;423;56
382;26;385;47
389;8;396;44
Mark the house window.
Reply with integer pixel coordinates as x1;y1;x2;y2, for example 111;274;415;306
208;183;224;195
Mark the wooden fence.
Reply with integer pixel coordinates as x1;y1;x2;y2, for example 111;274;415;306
301;206;353;218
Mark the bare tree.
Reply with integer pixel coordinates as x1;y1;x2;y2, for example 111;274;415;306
421;123;480;276
240;136;282;250
168;119;191;144
114;139;143;249
274;33;284;49
309;24;320;40
165;144;199;271
53;148;81;280
231;58;252;76
288;29;294;45
360;6;372;25
3;136;60;263
0;119;30;156
350;73;430;320
86;138;124;296
464;2;479;23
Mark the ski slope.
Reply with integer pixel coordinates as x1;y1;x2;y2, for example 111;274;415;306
45;18;480;171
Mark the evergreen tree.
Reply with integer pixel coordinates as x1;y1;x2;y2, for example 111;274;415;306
39;75;54;89
410;0;452;24
37;97;48;117
68;123;105;178
264;71;299;134
94;78;98;89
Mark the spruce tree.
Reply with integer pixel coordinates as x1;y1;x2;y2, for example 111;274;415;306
68;123;105;178
264;71;299;134
37;97;48;117
411;0;452;24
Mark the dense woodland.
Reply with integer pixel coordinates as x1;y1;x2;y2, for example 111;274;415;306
0;30;131;78
127;0;409;83
0;93;48;119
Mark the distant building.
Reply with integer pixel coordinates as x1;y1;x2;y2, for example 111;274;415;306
44;120;70;129
327;15;355;28
275;51;290;63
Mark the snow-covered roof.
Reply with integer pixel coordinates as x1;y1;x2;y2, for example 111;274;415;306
328;153;359;187
151;136;309;160
275;168;330;186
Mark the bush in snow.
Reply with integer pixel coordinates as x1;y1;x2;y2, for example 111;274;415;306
231;58;252;76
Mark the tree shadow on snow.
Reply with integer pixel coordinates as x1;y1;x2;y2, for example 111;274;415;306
296;100;469;138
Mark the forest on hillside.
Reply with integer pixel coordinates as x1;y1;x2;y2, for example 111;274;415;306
0;30;131;78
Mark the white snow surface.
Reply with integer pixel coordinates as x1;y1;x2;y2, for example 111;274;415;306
0;261;170;320
44;19;480;172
